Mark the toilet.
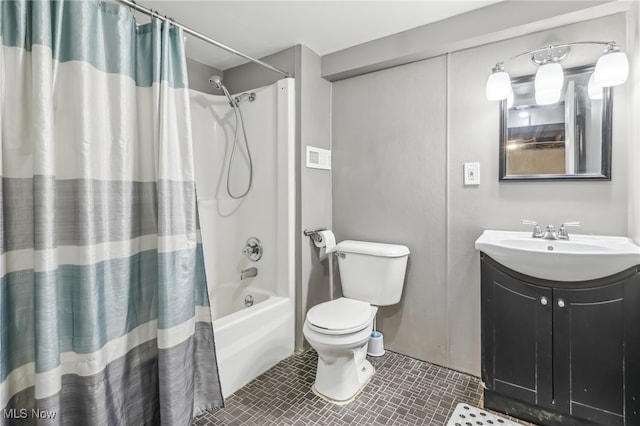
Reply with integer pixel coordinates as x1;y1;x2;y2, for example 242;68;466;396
303;240;410;403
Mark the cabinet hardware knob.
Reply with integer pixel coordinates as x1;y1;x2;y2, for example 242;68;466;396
541;297;548;306
558;299;566;308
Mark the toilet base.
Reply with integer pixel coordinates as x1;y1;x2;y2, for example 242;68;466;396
311;364;375;405
312;341;375;403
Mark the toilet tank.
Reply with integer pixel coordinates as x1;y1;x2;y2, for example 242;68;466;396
336;240;410;306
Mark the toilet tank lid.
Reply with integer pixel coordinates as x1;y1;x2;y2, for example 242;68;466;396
336;240;410;257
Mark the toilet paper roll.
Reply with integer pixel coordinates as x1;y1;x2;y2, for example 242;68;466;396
314;230;337;254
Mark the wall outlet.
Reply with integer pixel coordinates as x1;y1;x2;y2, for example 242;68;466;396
464;162;480;185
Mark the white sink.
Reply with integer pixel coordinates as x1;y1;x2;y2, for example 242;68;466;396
475;230;640;282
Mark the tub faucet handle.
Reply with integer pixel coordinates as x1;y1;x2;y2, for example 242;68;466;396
242;245;258;255
242;237;263;261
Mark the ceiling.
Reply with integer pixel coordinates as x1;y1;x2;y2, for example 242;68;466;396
139;1;502;71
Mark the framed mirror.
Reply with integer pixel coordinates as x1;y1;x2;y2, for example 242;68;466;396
499;65;612;181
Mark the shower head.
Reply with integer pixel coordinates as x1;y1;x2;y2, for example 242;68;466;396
208;74;237;108
208;75;224;90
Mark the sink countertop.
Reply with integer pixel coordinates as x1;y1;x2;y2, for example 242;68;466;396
475;230;640;282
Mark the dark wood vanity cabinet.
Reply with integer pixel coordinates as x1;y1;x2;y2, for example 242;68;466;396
480;254;640;426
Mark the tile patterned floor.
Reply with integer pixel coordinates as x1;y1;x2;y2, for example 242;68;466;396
193;349;508;426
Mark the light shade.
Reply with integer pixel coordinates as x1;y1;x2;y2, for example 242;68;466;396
535;88;562;105
594;50;629;87
485;69;511;101
535;63;564;92
534;63;564;105
587;73;603;100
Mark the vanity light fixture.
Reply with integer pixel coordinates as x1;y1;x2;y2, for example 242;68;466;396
485;41;629;104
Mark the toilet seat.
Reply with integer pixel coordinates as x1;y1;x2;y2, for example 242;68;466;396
306;297;374;335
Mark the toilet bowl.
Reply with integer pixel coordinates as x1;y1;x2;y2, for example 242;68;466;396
304;240;410;404
303;297;378;403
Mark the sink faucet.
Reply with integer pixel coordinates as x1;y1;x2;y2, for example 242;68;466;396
522;220;580;240
241;267;258;280
542;225;559;240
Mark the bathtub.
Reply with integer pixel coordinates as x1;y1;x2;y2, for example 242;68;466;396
210;283;273;320
211;284;294;398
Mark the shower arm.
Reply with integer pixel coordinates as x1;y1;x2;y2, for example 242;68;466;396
117;0;292;78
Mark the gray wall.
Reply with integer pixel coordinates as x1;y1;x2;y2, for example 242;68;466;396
332;57;449;365
188;48;295;96
296;45;333;351
223;48;296;95
331;12;632;376
186;58;222;95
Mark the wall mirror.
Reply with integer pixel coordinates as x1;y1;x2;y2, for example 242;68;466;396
499;66;612;181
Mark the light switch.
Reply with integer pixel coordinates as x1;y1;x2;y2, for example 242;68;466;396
464;163;480;185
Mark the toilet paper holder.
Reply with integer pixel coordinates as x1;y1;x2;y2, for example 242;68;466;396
303;229;325;243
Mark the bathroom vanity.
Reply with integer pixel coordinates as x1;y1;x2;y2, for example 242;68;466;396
476;230;640;425
481;254;640;425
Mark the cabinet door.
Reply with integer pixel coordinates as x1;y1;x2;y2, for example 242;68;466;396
481;260;553;408
553;283;624;425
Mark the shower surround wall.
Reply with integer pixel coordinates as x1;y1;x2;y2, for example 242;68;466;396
223;45;333;352
331;11;634;376
189;79;296;396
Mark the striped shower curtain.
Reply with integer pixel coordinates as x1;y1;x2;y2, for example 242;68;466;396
0;1;223;424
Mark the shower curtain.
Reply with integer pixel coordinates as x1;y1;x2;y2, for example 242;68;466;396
0;1;223;424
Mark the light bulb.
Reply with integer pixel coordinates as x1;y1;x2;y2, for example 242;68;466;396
486;67;511;101
588;73;603;100
594;50;629;87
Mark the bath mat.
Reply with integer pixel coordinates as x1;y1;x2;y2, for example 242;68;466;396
446;403;523;426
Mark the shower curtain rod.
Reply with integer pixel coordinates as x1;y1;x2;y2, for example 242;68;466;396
117;0;292;78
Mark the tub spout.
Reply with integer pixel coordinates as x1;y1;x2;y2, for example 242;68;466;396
241;267;258;280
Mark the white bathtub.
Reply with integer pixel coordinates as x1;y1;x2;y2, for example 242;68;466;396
211;284;294;398
210;283;273;320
